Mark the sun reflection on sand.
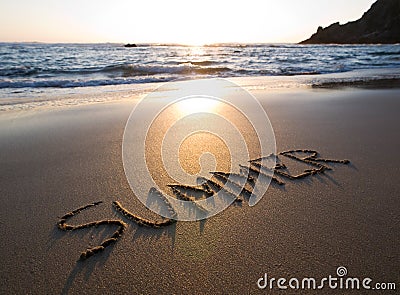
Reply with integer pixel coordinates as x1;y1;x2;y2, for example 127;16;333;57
176;96;219;115
162;79;234;117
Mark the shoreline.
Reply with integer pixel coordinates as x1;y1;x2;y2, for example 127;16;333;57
1;67;400;113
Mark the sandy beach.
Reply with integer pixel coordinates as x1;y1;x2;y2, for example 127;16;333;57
0;77;399;294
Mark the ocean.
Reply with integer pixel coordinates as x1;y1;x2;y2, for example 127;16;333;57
1;42;400;98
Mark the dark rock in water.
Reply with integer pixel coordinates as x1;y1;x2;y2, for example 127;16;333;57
124;43;137;48
300;0;400;44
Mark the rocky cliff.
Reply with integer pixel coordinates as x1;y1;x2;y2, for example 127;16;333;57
300;0;400;44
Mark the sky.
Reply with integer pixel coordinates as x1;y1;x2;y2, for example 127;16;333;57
0;0;376;44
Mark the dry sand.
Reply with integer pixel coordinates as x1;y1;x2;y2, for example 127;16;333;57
0;79;399;294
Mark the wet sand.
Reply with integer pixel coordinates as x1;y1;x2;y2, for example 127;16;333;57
0;80;399;294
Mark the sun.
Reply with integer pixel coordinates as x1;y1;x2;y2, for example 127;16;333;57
179;37;209;47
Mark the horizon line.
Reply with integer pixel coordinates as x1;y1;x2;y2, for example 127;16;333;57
0;41;300;46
